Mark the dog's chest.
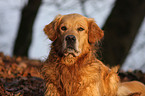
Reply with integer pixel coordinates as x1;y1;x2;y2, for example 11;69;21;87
58;66;82;88
55;65;100;96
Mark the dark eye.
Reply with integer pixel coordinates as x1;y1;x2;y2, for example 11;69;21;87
78;27;84;31
61;26;67;31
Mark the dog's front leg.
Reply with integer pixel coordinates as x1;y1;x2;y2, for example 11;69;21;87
45;83;60;96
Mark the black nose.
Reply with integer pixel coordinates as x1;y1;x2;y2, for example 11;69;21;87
65;35;76;42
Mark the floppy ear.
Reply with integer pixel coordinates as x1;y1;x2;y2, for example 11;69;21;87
88;19;104;44
44;15;62;41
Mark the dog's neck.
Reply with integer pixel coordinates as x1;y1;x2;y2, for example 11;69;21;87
48;48;95;67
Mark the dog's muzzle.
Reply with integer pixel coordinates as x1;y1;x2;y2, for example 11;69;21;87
64;35;80;57
65;35;76;49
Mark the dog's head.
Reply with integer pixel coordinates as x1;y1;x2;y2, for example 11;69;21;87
44;14;104;57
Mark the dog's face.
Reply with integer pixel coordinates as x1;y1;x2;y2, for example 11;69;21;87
44;14;104;57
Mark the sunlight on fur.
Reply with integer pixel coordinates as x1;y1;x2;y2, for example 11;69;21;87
41;13;145;96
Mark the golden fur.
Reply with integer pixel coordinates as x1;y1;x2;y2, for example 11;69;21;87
41;13;145;96
117;81;145;96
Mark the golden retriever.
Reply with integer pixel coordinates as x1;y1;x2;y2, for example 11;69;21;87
41;13;145;96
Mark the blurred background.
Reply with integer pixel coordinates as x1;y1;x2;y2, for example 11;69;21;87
0;0;145;72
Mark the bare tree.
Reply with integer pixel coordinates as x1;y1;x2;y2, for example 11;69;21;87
13;0;42;57
102;0;145;66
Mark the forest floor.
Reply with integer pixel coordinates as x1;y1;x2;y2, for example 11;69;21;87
0;52;145;96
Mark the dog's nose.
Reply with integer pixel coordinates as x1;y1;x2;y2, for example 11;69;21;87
65;35;76;42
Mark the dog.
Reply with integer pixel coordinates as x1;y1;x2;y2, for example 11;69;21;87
41;13;145;96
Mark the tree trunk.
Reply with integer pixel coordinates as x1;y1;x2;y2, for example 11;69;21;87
13;0;42;57
102;0;145;66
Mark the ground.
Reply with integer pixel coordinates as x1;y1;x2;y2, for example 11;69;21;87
0;52;145;96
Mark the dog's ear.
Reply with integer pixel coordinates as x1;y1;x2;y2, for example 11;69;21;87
88;19;104;44
44;15;62;41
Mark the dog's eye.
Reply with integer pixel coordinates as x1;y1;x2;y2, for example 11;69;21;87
61;26;67;31
78;27;84;31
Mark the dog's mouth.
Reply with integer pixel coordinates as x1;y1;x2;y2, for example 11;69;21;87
63;48;80;57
